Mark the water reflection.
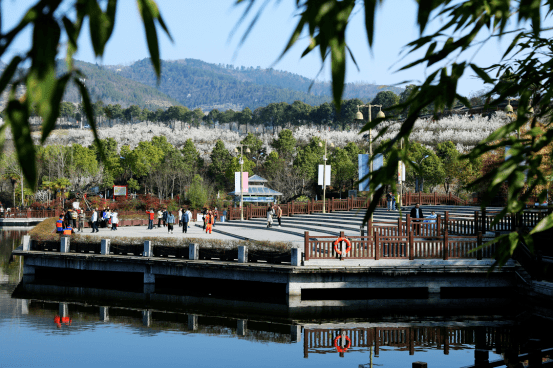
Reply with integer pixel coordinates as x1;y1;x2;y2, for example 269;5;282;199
2;229;553;368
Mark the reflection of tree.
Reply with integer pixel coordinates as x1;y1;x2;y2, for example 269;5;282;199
0;230;26;283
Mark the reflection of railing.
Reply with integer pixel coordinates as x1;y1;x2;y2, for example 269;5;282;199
303;327;514;358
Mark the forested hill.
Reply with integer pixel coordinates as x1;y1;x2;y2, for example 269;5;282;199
110;58;402;111
58;60;180;109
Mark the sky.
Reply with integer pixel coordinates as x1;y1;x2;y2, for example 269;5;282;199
1;0;535;97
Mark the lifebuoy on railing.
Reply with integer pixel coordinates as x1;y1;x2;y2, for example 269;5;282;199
333;335;352;353
333;237;351;255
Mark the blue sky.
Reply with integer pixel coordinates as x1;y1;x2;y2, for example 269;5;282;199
1;0;533;96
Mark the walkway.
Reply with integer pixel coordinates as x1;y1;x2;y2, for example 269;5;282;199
83;205;503;246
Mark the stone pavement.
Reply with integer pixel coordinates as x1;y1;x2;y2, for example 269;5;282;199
81;205;503;246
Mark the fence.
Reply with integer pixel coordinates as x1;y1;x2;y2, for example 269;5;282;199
226;193;469;221
304;230;495;261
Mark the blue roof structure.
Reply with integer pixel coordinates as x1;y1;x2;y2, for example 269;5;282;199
248;174;268;183
229;185;282;196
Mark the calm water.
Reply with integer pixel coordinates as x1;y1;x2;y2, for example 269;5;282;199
1;229;551;368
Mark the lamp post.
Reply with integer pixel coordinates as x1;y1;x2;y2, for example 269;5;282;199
234;145;251;221
318;140;334;213
416;155;429;192
356;104;385;219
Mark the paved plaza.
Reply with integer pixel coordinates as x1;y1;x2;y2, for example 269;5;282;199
82;205;502;245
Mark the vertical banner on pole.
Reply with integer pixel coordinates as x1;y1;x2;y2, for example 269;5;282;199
234;172;249;193
358;154;369;191
359;154;383;191
318;165;331;186
398;161;406;181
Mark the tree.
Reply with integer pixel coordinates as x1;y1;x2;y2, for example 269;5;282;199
330;147;356;197
240;133;263;164
406;142;445;193
187;174;208;209
310;102;335;130
436;141;460;194
59;102;76;118
209;140;232;188
237;107;252;133
271;129;296;161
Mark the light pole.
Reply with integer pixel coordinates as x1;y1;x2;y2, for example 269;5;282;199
318;140;334;213
356;104;385;219
416;155;429;192
234;145;250;221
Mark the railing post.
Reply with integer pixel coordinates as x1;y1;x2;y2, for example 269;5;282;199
444;211;449;234
477;232;483;260
409;231;414;260
443;229;449;260
434;192;437;205
482;207;487;233
367;217;372;237
374;232;380;260
437;214;441;236
291;201;294;216
406;214;411;235
398;217;402;236
474;211;479;235
304;231;309;261
419;192;421;204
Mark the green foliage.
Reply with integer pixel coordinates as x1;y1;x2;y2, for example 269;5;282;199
209;140;232;187
187;174;208;209
271;129;297;160
225;156;256;182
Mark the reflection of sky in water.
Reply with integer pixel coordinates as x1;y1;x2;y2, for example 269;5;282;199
0;290;508;368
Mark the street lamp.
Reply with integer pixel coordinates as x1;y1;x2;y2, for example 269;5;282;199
416;155;429;192
505;98;513;113
234;145;251;221
318;140;334;213
356;104;385;219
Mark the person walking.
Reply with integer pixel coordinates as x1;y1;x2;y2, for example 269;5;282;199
266;204;274;228
202;208;207;230
409;203;425;235
146;209;155;230
276;205;282;227
157;209;163;228
162;208;168;227
181;208;190;233
91;208;99;233
167;211;175;234
178;208;183;227
111;209;119;231
386;192;393;211
205;210;213;234
71;208;78;228
77;209;85;232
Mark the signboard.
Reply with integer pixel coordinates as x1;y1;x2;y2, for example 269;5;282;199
358;154;383;191
234;172;249;194
72;202;80;210
239;196;274;203
113;186;127;196
318;165;331;186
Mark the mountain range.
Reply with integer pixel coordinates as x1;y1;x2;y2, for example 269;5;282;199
3;58;403;112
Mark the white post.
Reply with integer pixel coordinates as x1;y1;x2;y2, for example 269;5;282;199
60;237;70;253
189;243;199;260
101;239;110;255
143;241;152;257
238;246;248;263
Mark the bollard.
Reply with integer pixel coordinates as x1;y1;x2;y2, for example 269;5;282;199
59;303;69;318
22;235;31;251
291;248;302;266
101;239;111;255
143;241;152;257
238;246;248;263
142;310;151;327
60;237;70;253
189;243;199;260
412;362;427;368
290;325;301;343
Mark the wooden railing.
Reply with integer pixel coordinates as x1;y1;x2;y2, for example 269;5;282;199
304;230;495;261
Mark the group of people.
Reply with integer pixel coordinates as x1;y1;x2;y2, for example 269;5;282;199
266;204;283;228
89;208;119;232
146;208;193;234
55;207;88;235
201;208;219;234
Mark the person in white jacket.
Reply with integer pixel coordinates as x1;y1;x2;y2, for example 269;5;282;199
111;210;119;231
91;208;99;233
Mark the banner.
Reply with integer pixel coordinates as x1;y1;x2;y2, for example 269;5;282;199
358;154;383;191
398;161;406;181
318;165;331;186
234;172;249;193
113;186;127;196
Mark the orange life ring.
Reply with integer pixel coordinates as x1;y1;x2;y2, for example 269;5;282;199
333;237;352;255
333;335;352;353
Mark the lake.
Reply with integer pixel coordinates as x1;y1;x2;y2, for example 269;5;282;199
1;229;551;368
